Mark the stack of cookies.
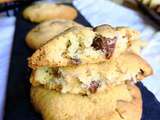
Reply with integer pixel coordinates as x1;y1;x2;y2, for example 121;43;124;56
28;25;153;120
23;2;79;50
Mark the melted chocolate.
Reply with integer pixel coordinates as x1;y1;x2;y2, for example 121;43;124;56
53;69;61;78
70;58;81;65
91;35;117;59
89;81;100;93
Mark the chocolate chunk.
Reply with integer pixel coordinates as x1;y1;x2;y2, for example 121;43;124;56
136;69;145;80
81;93;88;97
67;40;71;48
139;69;144;75
91;35;117;59
70;58;81;65
54;84;62;92
53;69;61;78
89;81;100;93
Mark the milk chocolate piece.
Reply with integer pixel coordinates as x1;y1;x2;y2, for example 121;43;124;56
92;35;117;59
70;58;81;65
89;81;100;93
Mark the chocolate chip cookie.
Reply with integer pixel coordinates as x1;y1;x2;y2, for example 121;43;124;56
23;2;77;23
26;19;82;49
30;52;152;94
31;83;142;120
28;26;144;68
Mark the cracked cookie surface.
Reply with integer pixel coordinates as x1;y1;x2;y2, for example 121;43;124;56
26;19;82;49
28;26;144;68
30;52;152;94
31;83;142;120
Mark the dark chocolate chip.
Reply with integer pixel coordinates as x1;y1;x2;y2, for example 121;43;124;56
54;84;62;92
70;58;81;65
139;69;144;75
115;108;124;119
53;69;61;78
93;27;98;31
136;69;145;80
81;93;88;97
91;35;117;59
67;40;71;48
89;81;100;93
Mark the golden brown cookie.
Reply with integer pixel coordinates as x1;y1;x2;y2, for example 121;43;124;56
0;0;15;3
31;83;142;120
30;52;152;94
94;24;146;54
26;19;83;49
23;2;77;23
28;26;144;69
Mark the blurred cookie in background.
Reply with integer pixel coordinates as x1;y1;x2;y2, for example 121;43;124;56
26;19;83;50
23;2;78;23
0;0;15;3
138;0;160;13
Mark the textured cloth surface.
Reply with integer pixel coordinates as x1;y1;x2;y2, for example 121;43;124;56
0;17;15;119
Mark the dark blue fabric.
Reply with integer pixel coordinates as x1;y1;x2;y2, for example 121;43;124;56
137;83;160;120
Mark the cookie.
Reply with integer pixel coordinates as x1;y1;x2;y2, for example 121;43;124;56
30;52;153;94
94;24;146;54
26;19;83;49
0;0;14;3
23;2;77;23
31;83;142;120
28;25;144;69
141;0;160;8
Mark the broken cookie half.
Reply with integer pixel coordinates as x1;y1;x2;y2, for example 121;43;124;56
28;24;153;120
30;52;152;95
28;25;145;69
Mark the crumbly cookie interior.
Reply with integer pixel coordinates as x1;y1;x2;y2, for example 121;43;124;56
54;28;140;65
31;58;145;95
